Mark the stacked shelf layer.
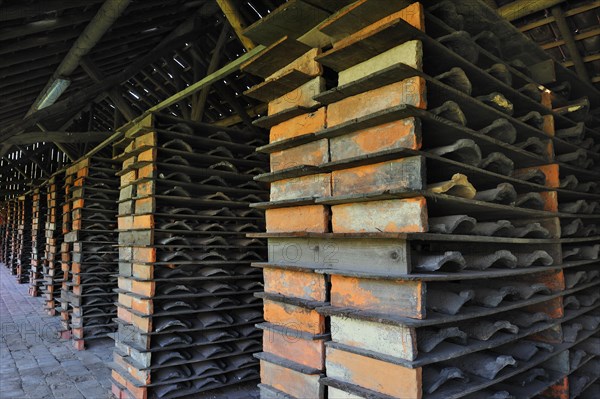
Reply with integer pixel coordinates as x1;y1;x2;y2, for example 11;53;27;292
15;194;33;284
29;187;47;296
242;1;600;398
63;155;120;350
42;173;66;316
109;113;268;399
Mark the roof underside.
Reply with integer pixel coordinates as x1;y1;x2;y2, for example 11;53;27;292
0;0;598;198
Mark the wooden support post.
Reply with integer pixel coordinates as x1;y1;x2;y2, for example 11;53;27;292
190;24;230;121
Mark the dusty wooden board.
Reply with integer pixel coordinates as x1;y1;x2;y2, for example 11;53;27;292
244;69;314;102
318;0;413;41
315;63;422;104
315;15;422;71
241;36;312;78
253;105;317;129
242;0;330;46
267;237;410;274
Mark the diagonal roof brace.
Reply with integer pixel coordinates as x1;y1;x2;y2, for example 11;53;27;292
27;0;132;115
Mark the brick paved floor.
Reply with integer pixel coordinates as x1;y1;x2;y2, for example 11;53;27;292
0;263;115;399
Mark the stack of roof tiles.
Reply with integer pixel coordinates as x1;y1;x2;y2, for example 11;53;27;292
243;1;600;398
109;113;268;399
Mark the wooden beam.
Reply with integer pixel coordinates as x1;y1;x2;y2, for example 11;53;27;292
165;57;191;119
145;44;265;116
26;0;133;116
191;24;230;121
4;131;110;145
213;81;257;130
80;57;137;121
551;6;591;82
562;53;600;68
216;0;256;50
213;103;267;127
541;27;600;50
499;0;568;21
0;24;202;138
519;1;600;32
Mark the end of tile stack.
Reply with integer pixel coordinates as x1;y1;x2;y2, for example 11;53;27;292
245;0;600;397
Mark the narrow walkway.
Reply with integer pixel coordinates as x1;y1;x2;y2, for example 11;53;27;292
0;263;115;399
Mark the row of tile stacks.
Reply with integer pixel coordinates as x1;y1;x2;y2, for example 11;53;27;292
0;200;15;267
15;194;33;283
42;173;66;316
29;187;47;296
109;113;268;399
58;155;120;350
0;207;6;265
241;0;600;398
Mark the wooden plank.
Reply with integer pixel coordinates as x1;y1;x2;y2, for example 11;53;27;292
330;274;424;319
241;36;311;79
265;204;329;233
267;237;410;274
330;118;421;162
270;107;326;143
242;0;330;46
253;106;316;129
332;156;425;196
268;77;323;117
330;315;417;361
146;44;264;114
331;197;427;234
327;76;426;127
263;267;327;302
315;3;424;71
244;69;314;102
270;173;331;201
262;326;326;369
259;358;323;399
318;0;413;41
263;298;326;334
339;39;421;85
316;62;422;105
270;139;329;173
325;345;421;397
